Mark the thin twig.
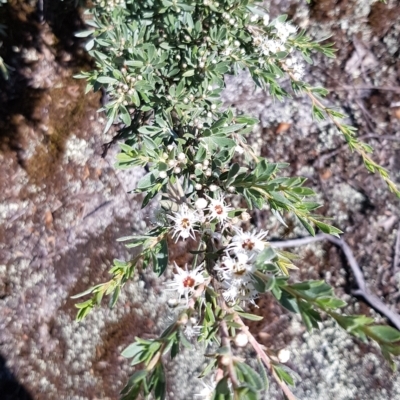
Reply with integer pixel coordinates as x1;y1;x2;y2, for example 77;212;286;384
328;86;400;93
219;318;240;389
233;314;297;400
38;0;44;23
271;234;400;330
394;222;400;271
314;133;400;169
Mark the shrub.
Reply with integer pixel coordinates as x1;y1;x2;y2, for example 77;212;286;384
73;0;399;399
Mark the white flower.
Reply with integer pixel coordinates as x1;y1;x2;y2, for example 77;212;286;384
228;228;268;257
261;39;284;56
167;263;205;303
183;319;202;339
235;145;244;154
206;194;233;224
159;171;167;179
168;204;199;241
274;21;297;42
292;63;305;81
184;325;202;340
209;184;218;192
215;253;255;286
222;280;259;305
262;14;270;26
194;379;215;400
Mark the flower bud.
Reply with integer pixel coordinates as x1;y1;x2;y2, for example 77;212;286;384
220;355;230;366
278;348;291;363
241;211;251;221
195;198;208;209
179;313;189;325
234;332;248;347
159;171;167;179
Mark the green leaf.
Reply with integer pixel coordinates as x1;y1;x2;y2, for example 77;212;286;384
235;362;263;391
215;377;231;396
273;365;294;386
277;291;299;313
120;105;132;126
122;341;144;358
97;76;119;84
75;29;95;38
367;326;400;344
182;69;195;77
298;216;315;236
236;311;263;321
137;172;156;190
154;239;168;276
256;247;276;265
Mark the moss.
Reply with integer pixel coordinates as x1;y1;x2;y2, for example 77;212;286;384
24;78;91;182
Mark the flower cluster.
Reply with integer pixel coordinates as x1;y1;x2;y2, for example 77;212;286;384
168;193;233;242
250;15;305;80
168;195;269;305
283;56;306;81
214;228;269;305
95;0;125;12
159;148;188;178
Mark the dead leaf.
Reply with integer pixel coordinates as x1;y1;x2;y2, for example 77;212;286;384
275;122;291;134
320;168;332;180
393;108;400;120
345;36;378;75
44;210;53;228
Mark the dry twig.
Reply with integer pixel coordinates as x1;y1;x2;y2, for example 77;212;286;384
233;314;297;400
271;234;400;330
394;222;400;271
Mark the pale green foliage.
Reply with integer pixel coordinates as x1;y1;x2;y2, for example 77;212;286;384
73;1;400;399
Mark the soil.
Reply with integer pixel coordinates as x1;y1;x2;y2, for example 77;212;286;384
1;1;400;400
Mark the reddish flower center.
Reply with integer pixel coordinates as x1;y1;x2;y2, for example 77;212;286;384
233;265;246;276
214;204;224;215
181;218;190;228
242;239;255;250
183;276;196;288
